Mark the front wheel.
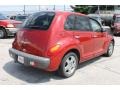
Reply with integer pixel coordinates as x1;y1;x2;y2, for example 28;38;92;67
57;52;78;78
0;28;7;39
104;41;114;57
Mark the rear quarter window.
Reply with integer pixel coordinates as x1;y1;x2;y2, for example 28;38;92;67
64;15;75;30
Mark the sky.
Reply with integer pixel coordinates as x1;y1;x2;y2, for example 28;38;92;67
0;5;72;15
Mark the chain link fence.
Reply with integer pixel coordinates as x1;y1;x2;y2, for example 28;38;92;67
0;5;73;16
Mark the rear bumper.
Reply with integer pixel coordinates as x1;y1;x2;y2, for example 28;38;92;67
9;48;50;69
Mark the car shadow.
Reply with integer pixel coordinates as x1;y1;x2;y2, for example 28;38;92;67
3;61;63;84
0;36;14;39
113;34;120;37
3;56;103;84
7;36;15;39
77;56;102;69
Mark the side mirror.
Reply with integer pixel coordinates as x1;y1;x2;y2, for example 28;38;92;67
101;19;105;26
102;26;110;32
102;26;113;35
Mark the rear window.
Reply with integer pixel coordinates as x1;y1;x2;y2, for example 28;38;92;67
22;12;55;30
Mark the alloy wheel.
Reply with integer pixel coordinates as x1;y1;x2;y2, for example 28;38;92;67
108;42;114;56
64;55;77;75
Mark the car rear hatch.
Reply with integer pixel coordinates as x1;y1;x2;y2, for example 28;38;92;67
14;12;55;57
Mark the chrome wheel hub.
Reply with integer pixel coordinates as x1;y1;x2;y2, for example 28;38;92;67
64;56;77;75
108;43;113;55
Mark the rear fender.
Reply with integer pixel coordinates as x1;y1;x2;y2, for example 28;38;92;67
46;38;82;71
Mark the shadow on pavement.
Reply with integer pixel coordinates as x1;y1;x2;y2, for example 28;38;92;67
6;36;15;39
0;36;14;39
3;61;63;84
3;56;103;84
77;56;102;69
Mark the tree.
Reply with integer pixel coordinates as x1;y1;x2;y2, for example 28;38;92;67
71;5;91;14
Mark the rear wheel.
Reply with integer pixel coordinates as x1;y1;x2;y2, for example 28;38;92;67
57;52;78;78
0;28;7;39
104;41;114;57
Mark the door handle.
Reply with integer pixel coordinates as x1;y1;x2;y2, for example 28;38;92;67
74;35;80;39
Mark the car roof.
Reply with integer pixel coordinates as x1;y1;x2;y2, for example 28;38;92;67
35;11;86;16
56;11;85;15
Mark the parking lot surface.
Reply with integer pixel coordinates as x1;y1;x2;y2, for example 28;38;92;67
0;36;120;85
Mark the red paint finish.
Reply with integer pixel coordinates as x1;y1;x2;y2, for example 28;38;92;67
0;19;22;28
12;11;114;71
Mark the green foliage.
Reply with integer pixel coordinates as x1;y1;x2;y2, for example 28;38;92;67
73;5;90;14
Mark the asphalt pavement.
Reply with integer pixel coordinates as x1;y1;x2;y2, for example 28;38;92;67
0;36;120;85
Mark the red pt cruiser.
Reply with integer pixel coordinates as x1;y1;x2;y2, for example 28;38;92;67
9;11;114;78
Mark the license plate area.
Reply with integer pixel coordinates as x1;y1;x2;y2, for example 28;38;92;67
18;56;24;64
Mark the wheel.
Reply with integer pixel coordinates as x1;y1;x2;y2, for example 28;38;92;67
113;33;118;36
0;28;7;39
104;41;114;57
113;30;120;36
57;52;78;78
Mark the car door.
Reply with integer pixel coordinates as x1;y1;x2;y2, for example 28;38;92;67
89;18;107;56
72;15;95;62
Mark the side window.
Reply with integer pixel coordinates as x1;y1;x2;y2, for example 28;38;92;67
64;15;75;30
90;19;102;32
75;16;91;31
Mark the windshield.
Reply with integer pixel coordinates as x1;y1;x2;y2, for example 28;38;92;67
90;16;102;24
92;17;99;20
16;16;27;21
22;12;55;30
0;14;7;20
115;17;120;23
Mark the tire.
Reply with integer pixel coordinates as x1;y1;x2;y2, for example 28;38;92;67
104;41;114;57
113;30;119;36
57;52;79;78
113;33;118;36
0;28;7;39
